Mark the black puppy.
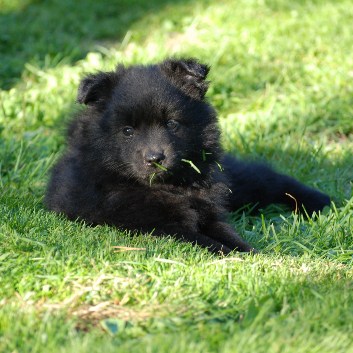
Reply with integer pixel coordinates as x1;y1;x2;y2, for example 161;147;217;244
45;58;330;254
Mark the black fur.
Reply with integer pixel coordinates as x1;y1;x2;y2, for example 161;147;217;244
45;58;330;254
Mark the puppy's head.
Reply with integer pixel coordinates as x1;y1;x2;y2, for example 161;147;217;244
75;58;222;185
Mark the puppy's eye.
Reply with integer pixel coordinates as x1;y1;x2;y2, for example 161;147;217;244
166;120;179;130
122;126;134;137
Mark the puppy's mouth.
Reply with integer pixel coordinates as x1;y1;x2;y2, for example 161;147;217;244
141;161;170;184
150;161;168;172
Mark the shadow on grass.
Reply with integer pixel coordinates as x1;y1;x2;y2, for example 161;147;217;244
0;0;200;89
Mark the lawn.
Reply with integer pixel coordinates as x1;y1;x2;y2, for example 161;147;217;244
0;0;352;352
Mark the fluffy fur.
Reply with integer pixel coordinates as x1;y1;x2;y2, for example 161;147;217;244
45;58;330;254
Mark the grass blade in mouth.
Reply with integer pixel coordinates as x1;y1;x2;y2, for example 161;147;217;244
149;172;156;186
215;161;224;172
202;149;212;161
181;159;201;174
152;162;168;171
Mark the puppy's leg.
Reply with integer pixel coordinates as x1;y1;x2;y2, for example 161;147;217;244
223;155;330;214
100;191;233;254
202;221;256;253
152;226;232;254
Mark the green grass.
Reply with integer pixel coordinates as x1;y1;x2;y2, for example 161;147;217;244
0;0;352;352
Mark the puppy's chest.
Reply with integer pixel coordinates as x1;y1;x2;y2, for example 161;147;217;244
104;182;216;209
141;187;218;226
147;184;226;215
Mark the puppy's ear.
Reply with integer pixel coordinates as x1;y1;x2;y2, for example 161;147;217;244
77;68;123;107
160;58;210;99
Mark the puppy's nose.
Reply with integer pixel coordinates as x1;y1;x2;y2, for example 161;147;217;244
144;151;165;165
